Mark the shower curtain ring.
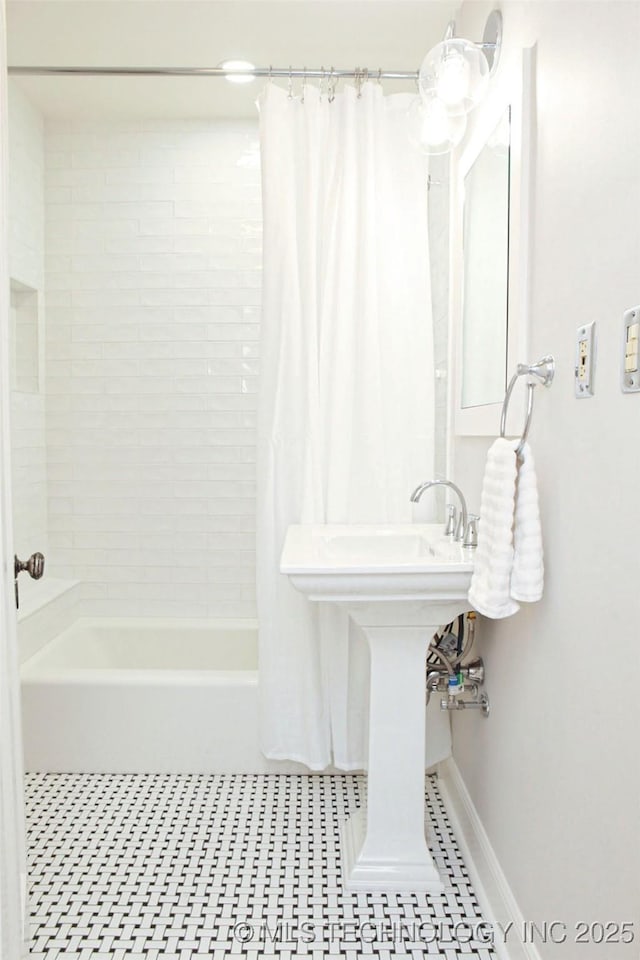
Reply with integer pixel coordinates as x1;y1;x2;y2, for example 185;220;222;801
377;67;382;86
355;67;363;98
268;65;273;83
288;66;293;99
328;66;336;103
301;68;306;104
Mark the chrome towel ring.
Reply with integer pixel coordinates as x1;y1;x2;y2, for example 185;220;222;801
500;355;555;457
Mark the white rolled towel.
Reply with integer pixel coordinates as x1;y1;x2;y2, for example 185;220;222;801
467;437;520;619
510;442;544;602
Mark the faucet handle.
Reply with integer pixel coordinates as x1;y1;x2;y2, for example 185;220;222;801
463;515;480;549
444;503;457;537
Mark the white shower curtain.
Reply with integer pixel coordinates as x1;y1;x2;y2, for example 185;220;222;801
257;82;435;770
0;1;28;955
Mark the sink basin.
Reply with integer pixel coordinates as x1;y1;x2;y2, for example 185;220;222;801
281;522;476;894
281;523;474;603
324;530;435;562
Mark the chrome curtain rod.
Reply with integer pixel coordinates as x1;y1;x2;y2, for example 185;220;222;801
8;65;419;80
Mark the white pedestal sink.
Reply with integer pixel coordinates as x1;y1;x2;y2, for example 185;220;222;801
281;523;474;893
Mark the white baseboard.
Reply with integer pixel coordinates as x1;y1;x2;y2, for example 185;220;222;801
437;757;543;960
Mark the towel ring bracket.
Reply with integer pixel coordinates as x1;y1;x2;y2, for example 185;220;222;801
499;355;555;457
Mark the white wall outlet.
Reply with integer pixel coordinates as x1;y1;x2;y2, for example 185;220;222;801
622;306;640;393
575;321;596;398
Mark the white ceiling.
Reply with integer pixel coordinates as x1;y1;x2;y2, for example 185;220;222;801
7;0;460;119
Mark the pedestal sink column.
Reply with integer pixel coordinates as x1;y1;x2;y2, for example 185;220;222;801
340;601;469;893
279;523;474;895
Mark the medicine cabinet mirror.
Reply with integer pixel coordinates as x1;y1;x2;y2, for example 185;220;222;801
450;47;535;436
461;107;510;409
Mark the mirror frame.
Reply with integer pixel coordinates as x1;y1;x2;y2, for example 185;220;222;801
448;45;536;438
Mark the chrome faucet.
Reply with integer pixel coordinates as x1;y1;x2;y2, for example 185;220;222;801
410;479;477;548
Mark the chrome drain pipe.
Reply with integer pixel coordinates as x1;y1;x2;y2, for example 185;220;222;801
427;613;489;716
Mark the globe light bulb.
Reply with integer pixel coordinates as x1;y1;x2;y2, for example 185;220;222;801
438;52;471;108
419;39;489;116
407;94;467;156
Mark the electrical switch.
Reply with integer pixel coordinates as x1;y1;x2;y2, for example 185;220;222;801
622;307;640;392
575;322;596;398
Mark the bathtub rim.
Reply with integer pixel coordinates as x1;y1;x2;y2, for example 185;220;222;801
21;668;259;687
20;614;260;686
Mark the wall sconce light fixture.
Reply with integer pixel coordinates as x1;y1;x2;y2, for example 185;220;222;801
408;10;502;155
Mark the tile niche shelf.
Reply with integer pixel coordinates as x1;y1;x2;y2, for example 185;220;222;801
10;278;40;394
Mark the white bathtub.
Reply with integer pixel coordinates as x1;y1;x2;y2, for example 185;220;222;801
20;617;304;775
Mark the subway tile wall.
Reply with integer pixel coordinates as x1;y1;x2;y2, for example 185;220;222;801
8;84;49;561
44;119;262;618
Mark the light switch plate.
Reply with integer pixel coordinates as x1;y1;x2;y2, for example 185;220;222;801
575;321;596;398
622;306;640;393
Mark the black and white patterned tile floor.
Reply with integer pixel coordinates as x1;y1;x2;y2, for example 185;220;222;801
25;773;497;959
